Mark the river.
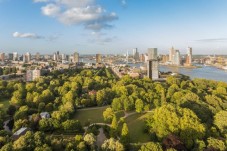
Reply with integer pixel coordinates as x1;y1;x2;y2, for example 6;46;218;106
160;65;227;82
81;57;227;83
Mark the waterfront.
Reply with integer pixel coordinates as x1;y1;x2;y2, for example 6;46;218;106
160;65;227;82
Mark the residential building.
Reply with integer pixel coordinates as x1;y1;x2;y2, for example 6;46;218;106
26;69;42;81
174;50;181;66
186;47;192;65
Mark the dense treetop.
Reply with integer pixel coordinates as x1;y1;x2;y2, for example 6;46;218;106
0;68;227;150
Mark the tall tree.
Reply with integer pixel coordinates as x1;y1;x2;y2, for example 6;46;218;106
121;123;130;146
135;99;144;113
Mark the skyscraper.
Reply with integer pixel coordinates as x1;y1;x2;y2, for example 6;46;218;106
73;52;79;63
175;50;181;66
169;46;175;62
96;54;102;64
62;53;66;61
133;48;137;57
13;52;18;61
147;48;159;80
133;48;140;61
187;47;192;65
126;50;129;63
23;52;31;63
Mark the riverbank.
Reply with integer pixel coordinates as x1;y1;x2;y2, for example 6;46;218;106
160;64;199;69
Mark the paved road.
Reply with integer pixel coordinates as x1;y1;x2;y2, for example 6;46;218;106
3;120;11;133
96;128;107;147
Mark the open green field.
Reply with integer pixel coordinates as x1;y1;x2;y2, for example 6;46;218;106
125;113;151;143
73;106;108;126
0;98;10;111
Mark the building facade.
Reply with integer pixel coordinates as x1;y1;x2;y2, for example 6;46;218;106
26;69;41;81
147;48;159;80
96;54;102;64
0;53;5;62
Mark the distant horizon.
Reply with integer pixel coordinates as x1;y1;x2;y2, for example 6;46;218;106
1;51;227;56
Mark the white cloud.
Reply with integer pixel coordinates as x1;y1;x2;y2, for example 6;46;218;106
41;3;60;17
13;32;44;39
89;31;116;44
35;0;118;31
59;6;102;25
56;0;94;7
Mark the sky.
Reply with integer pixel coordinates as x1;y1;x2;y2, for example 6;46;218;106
1;0;227;55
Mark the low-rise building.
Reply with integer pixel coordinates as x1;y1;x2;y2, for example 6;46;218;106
12;127;30;140
40;112;50;119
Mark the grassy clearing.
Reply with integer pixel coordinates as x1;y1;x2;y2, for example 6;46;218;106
73;106;108;126
0;98;10;111
125;112;152;143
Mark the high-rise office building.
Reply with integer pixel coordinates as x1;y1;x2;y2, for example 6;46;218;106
0;53;5;62
133;48;140;61
147;60;159;80
13;52;18;61
147;48;159;80
148;48;158;60
73;52;79;63
169;47;175;62
96;54;102;63
133;48;137;57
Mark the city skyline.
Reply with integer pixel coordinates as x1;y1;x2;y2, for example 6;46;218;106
1;0;227;54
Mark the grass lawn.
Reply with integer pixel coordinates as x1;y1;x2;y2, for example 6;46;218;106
0;98;10;111
73;106;108;126
115;110;125;119
125;113;152;143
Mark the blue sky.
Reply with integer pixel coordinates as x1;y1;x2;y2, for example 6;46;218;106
0;0;227;55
